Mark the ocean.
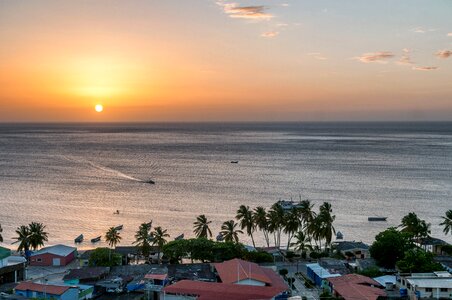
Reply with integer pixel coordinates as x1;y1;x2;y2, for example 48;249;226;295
0;122;451;249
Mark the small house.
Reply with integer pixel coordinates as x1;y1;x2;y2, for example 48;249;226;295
29;244;76;266
14;282;79;300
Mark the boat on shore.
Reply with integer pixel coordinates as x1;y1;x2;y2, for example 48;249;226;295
114;225;123;231
91;236;101;243
74;234;83;243
276;200;303;211
174;234;184;241
368;216;387;221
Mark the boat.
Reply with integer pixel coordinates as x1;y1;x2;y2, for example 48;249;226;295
114;225;123;231
368;217;387;221
216;233;224;242
74;234;83;243
336;231;343;240
144;179;155;184
230;161;238;164
113;210;120;215
276;200;303;211
91;236;101;243
174;234;184;241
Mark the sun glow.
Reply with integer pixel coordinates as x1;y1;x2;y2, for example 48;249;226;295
95;104;104;112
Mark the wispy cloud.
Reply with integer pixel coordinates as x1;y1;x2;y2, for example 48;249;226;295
436;50;452;59
355;51;394;63
261;31;279;38
396;48;414;66
412;27;437;33
307;53;328;60
412;66;438;71
447;32;452;37
217;2;273;20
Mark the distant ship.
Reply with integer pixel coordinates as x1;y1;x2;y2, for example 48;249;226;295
368;216;387;221
144;179;155;184
74;234;83;243
91;236;101;243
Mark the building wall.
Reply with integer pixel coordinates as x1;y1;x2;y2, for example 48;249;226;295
410;286;452;299
29;251;75;266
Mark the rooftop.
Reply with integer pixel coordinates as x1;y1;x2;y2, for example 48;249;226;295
30;244;76;257
406;277;452;288
163;279;286;300
63;267;110;281
328;274;386;300
213;258;272;285
334;241;370;251
15;282;73;296
167;263;216;282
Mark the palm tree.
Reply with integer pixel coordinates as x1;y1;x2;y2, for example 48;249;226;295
291;231;312;257
13;225;31;253
318;202;336;250
236;205;256;248
134;222;154;258
152;226;169;263
268;203;285;248
220;220;243;243
0;224;3;243
253;206;270;247
400;212;431;239
440;210;452;235
105;227;122;248
193;215;212;239
298;200;317;246
284;208;301;250
28;222;48;250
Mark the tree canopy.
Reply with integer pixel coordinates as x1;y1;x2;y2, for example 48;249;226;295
88;247;122;267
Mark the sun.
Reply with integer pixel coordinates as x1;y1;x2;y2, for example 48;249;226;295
95;104;104;112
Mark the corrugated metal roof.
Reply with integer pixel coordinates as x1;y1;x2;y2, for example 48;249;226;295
407;278;452;288
30;244;76;257
15;282;72;295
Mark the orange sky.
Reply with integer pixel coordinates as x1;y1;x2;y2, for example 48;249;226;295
1;1;451;121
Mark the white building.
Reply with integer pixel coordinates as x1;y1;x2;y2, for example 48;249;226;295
400;271;452;299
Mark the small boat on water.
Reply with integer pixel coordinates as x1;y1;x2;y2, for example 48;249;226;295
336;231;343;240
368;216;387;221
74;234;83;243
144;179;155;184
174;234;184;241
114;225;123;231
113;210;120;215
91;236;101;243
230;161;238;164
277;200;303;211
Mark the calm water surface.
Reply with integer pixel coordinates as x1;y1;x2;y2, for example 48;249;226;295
0;122;451;249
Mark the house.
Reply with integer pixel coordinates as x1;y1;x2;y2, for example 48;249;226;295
29;245;76;266
327;274;386;300
306;263;341;289
0;246;26;285
78;250;93;267
63;267;110;285
167;264;216;282
163;259;289;300
415;237;449;255
333;241;370;259
14;282;79;300
399;271;452;299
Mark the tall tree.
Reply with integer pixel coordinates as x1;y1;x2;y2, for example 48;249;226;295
298;200;317;246
13;225;31;253
105;227;122;248
134;222;154;258
220;220;243;243
193;215;212;239
268;203;285;248
440;210;452;236
253;206;270;247
28;222;48;250
236;205;256;247
284;208;301;250
291;231;312;257
400;212;431;239
370;227;414;269
152;226;169;263
318;202;336;250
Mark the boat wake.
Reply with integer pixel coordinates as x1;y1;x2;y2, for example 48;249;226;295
61;155;144;182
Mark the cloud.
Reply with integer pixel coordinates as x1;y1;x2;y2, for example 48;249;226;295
307;53;328;60
435;50;452;59
261;31;279;38
396;49;414;66
217;2;273;20
448;33;452;37
412;27;437;33
412;66;438;71
355;51;395;63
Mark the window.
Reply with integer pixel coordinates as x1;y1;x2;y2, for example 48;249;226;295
36;258;42;262
440;288;448;292
425;288;432;292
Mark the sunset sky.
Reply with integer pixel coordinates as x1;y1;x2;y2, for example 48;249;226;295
1;0;451;122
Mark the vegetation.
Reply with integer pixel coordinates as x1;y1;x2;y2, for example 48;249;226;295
105;227;122;248
13;222;48;253
134;222;154;258
152;226;169;263
88;247;122;267
220;220;243;243
358;266;383;278
399;212;431;240
440;210;452;236
193;215;212;239
253;206;270;247
242;250;273;263
370;227;414;269
236;205;256;247
279;268;288;277
396;248;444;273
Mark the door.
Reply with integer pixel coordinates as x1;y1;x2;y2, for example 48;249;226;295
52;258;61;266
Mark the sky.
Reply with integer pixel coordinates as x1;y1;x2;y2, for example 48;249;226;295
0;0;451;122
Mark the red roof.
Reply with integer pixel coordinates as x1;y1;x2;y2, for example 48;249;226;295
163;280;285;300
15;282;72;295
213;259;272;285
327;274;386;300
